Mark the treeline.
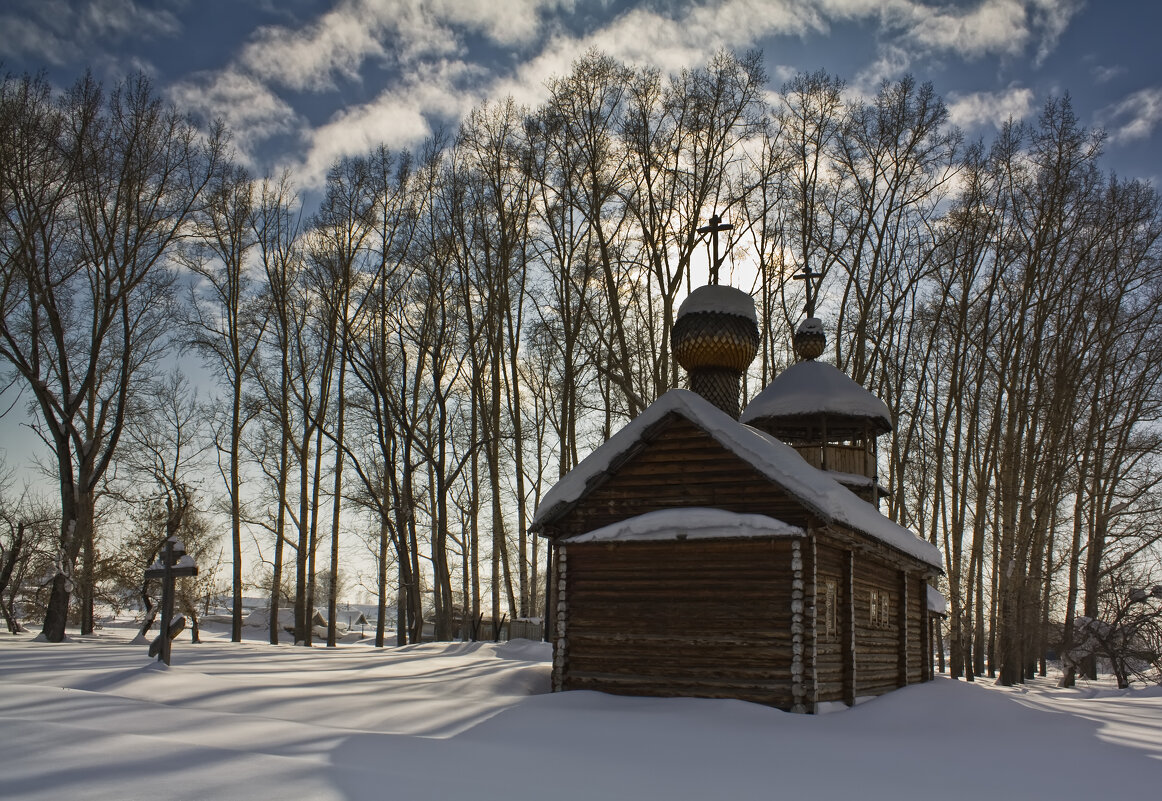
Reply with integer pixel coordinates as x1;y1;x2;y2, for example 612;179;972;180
2;52;1160;684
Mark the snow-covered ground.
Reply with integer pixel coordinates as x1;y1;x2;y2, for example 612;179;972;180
2;620;1160;800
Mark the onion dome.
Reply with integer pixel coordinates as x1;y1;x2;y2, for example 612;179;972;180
672;285;760;418
793;317;826;360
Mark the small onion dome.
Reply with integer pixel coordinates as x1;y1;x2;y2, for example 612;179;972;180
672;285;759;372
794;317;826;360
741;359;892;441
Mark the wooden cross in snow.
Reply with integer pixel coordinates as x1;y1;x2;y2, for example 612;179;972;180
144;537;198;666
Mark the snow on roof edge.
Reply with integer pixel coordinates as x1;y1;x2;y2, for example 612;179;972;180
927;585;948;614
563;508;804;543
532;389;942;570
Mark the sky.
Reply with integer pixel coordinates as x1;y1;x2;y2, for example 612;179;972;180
2;0;1160;487
2;622;1162;800
2;0;1161;194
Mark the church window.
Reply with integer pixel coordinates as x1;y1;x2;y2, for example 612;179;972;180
869;589;891;628
822;580;837;638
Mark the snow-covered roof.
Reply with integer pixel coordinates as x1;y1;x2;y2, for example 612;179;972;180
824;470;889;497
741;359;892;434
563;508;804;543
533;389;942;570
927;585;948;615
676;285;757;323
798;317;825;337
146;554;196;572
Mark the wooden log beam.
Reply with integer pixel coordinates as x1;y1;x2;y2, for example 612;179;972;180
898;570;909;688
843;549;855;706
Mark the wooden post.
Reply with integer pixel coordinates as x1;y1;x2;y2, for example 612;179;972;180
921;581;931;681
842;549;855;706
543;544;556;642
898;571;909;687
808;535;819;712
160;541;175;666
552;545;568;692
934;613;943;669
821;416;829;472
790;539;806;713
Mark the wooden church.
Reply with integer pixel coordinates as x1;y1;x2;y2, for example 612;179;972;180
531;277;943;712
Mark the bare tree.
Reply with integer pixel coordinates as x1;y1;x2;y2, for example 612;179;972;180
307;155;376;646
112;370;210;641
0;72;221;641
0;475;56;633
185;162;267;642
249;172;303;645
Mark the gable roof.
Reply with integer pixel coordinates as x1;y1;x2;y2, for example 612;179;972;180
532;389;941;570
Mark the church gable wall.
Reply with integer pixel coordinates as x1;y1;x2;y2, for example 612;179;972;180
543;416;814;539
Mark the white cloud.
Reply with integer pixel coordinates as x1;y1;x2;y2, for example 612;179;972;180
294;61;479;188
169;71;300;159
237;0;567;93
157;0;1090;190
1092;64;1125;85
1099;88;1162;145
79;0;182;41
0;15;71;64
240;0;397;91
0;0;180;65
818;0;1084;86
771;63;800;85
1028;0;1084;66
425;0;564;47
853;44;915;93
947;86;1035;130
889;0;1031;58
488;0;821;109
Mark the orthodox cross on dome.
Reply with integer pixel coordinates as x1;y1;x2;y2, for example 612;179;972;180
793;264;823;317
697;213;734;285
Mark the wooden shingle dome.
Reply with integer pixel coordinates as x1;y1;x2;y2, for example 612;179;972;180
671;285;759;418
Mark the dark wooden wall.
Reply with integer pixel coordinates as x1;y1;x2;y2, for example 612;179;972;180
538;413;941;711
815;536;932;704
907;574;925;684
813;540;847;704
853;555;900;697
560;538;798;708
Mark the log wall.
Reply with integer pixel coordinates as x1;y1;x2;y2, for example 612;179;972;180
560;538;798;708
541;417;814;539
853;551;903;697
813;540;847;704
538;414;941;710
793;443;871;477
815;534;932;705
908;572;925;684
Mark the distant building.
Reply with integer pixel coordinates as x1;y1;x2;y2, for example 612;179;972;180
532;281;943;712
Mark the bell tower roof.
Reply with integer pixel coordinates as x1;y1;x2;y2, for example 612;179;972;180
740;359;892;441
